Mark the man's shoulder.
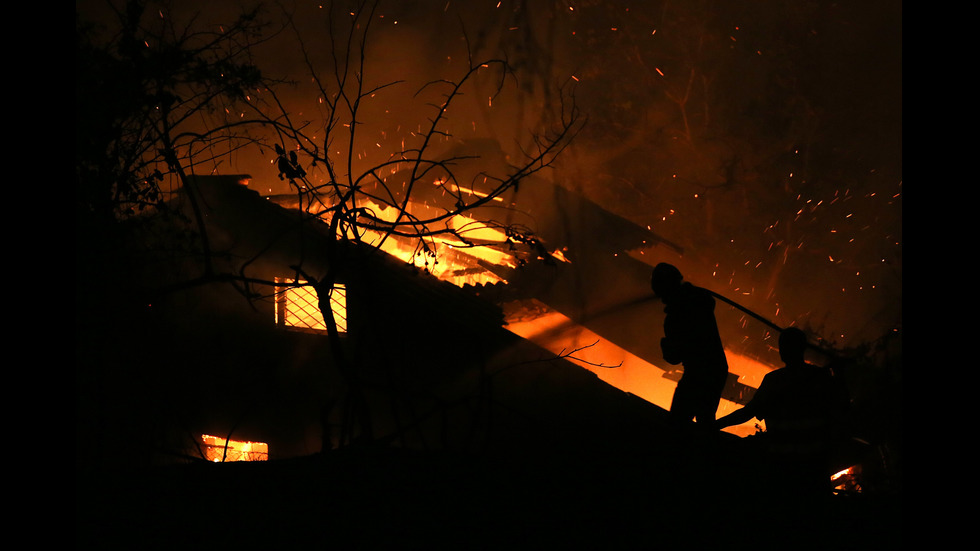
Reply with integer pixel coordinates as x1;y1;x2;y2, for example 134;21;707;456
761;364;835;395
759;367;786;387
759;366;804;389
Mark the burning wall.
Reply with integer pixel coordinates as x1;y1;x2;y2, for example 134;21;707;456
201;434;269;462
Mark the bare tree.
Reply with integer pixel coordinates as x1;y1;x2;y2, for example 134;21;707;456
260;1;583;449
77;0;581;457
77;0;291;278
76;0;300;469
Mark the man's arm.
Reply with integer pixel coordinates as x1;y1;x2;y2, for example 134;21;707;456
716;371;776;430
715;404;758;430
660;337;684;365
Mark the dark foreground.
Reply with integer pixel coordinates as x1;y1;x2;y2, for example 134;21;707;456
77;440;901;550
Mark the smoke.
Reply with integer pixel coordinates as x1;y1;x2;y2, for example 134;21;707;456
79;0;901;351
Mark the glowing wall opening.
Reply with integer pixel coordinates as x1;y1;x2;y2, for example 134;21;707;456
275;278;347;333
201;434;269;462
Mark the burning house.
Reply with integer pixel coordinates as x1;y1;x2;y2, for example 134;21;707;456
98;167;799;468
77;172;886;548
102;173;681;462
76;1;900;545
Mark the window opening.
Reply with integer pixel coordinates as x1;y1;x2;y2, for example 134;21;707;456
275;278;346;333
201;434;268;462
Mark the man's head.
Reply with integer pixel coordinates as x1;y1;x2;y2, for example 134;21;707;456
651;263;683;301
778;327;808;365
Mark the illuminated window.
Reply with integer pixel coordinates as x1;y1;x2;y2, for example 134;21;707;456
274;278;347;333
201;434;268;462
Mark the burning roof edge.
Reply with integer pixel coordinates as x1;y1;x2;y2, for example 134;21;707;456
180;174;510;329
261;178;684;259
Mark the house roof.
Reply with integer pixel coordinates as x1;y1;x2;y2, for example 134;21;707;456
179;174;508;332
176;174;677;429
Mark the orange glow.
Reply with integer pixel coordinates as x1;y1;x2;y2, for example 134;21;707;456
436;179;504;203
504;302;774;438
298;194;527;287
275;279;347;333
366;225;509;287
201;434;268;462
831;465;863;493
504;305;675;410
550;248;571;263
348;199;514;287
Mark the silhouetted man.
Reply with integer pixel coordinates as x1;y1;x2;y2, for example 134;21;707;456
651;263;729;427
716;327;849;497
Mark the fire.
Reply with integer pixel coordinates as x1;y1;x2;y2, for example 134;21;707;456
201;434;269;462
504;301;773;438
366;224;509;287
345;197;515;287
435;178;504;203
551;248;571;263
281;188;537;288
831;465;863;494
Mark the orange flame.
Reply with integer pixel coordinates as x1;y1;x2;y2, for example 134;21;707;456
201;434;269;462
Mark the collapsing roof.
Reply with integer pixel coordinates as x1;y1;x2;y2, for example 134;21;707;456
121;170;786;464
122;174;699;460
263;170;771;415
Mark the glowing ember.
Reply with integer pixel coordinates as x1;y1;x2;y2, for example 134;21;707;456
831;465;863;493
201;434;268;462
